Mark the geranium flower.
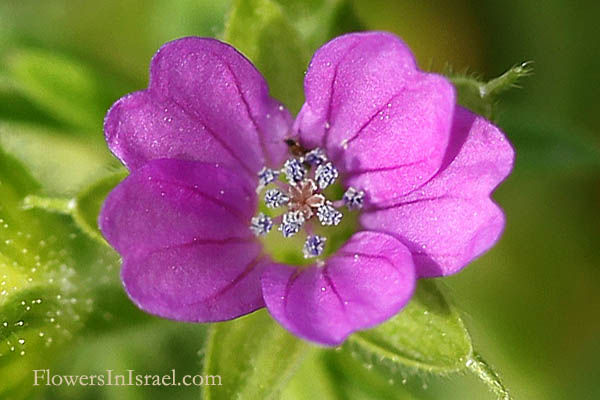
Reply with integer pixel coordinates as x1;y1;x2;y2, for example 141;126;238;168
100;32;514;346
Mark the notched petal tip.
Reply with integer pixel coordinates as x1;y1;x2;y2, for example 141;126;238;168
100;158;256;255
361;106;515;278
101;158;266;322
261;231;416;346
295;31;456;205
103;91;151;170
103;36;292;174
121;247;267;323
296;32;418;147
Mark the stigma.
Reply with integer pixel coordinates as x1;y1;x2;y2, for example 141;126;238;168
251;145;365;259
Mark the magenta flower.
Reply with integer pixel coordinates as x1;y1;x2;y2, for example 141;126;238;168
100;32;514;346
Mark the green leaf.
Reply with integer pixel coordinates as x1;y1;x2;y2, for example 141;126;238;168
347;280;472;374
45;320;208;400
23;172;127;244
283;349;420;400
2;48;130;131
282;350;341;400
466;353;511;400
71;172;127;243
0;74;61;127
345;280;511;399
272;0;363;54
202;309;311;400
223;0;363;113
0;121;120;194
449;62;533;119
0;146;102;397
224;0;310;113
151;0;231;43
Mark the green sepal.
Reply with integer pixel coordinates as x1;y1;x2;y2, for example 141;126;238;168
202;309;311;400
449;62;533;120
345;280;511;399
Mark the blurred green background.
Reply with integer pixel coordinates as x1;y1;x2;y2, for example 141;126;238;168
1;0;599;399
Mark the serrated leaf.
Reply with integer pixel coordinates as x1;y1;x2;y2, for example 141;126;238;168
224;0;310;113
345;280;511;399
449;62;533;119
202;309;311;400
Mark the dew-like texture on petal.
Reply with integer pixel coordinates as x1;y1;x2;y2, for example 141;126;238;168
100;159;265;321
104;37;291;176
293;32;455;205
261;231;415;346
121;245;269;322
361;107;515;277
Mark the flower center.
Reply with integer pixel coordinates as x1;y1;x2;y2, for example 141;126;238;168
250;143;365;262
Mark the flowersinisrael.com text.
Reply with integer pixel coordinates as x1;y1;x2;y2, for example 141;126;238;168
33;369;222;387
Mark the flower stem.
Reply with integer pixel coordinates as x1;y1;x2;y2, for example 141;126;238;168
22;195;74;215
466;352;512;400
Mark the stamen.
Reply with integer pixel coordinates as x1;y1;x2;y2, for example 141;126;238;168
264;188;290;208
303;235;326;258
257;167;279;187
252;146;367;258
314;162;338;189
343;187;365;210
316;203;343;226
250;213;273;236
279;211;305;238
283;158;306;183
304;147;327;166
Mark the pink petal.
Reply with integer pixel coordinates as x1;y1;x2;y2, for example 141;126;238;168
361;107;515;277
100;159;265;321
294;32;417;147
294;32;454;204
121;244;268;322
261;231;415;346
104;37;291;176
